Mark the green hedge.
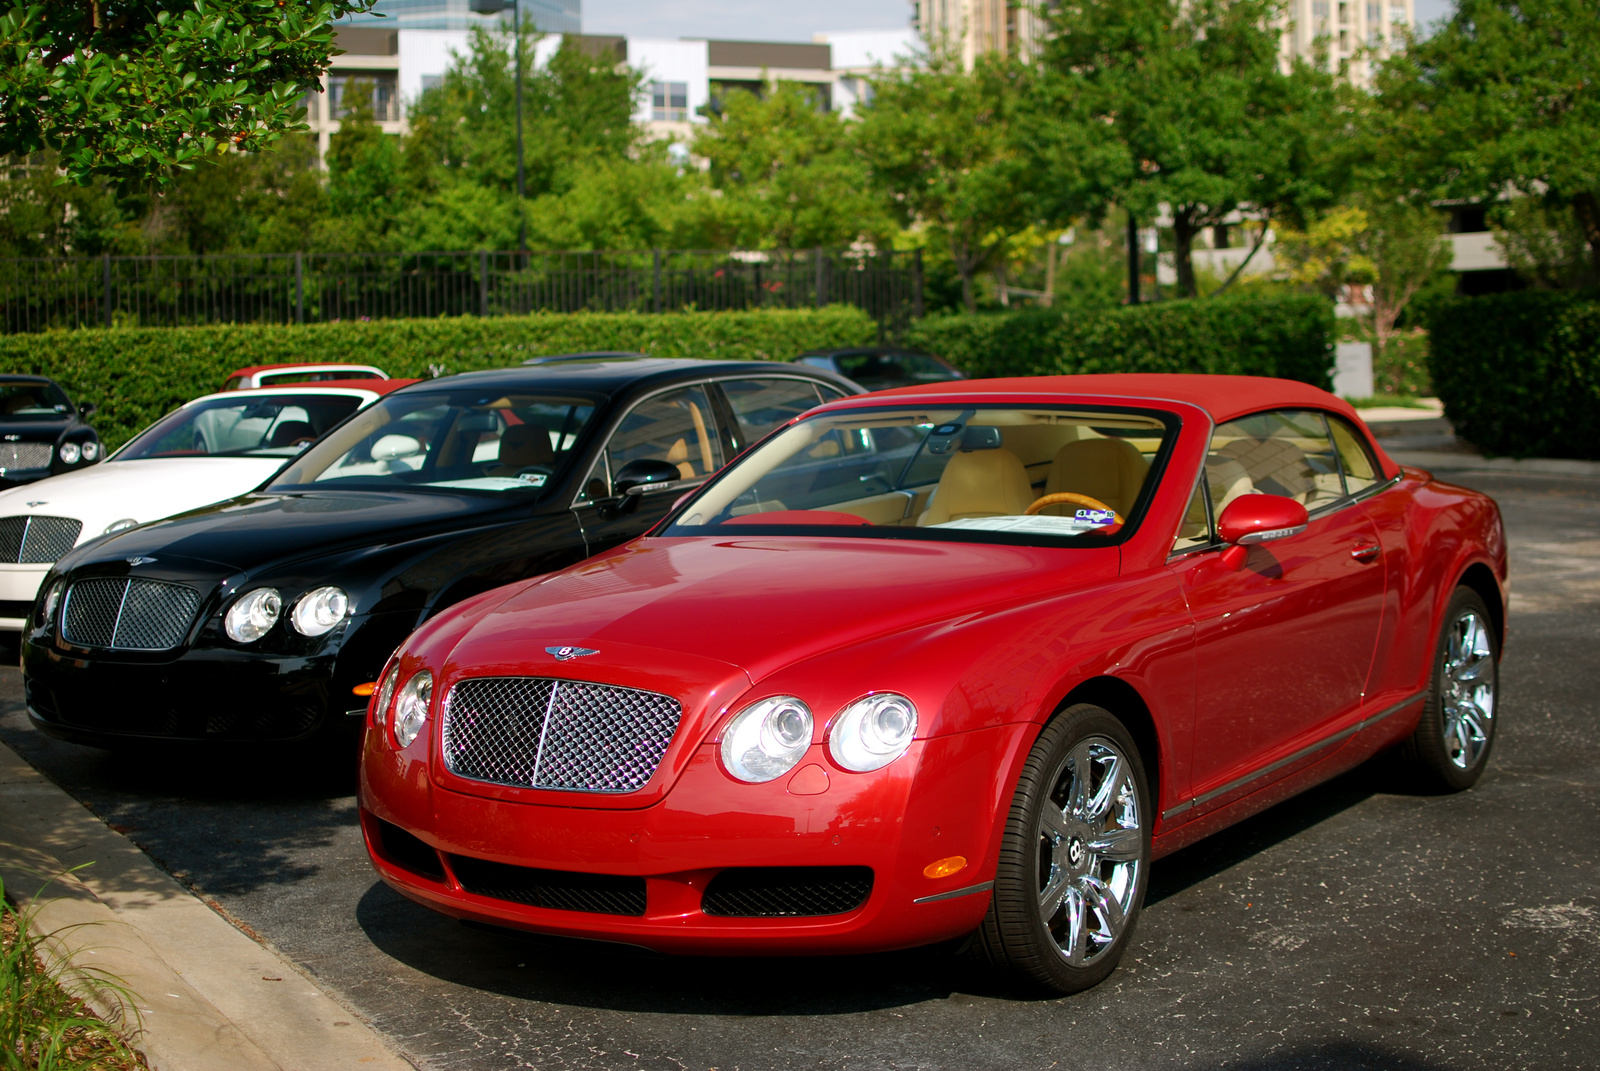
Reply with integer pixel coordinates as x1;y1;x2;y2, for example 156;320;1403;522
0;307;878;449
904;293;1335;387
1428;291;1600;460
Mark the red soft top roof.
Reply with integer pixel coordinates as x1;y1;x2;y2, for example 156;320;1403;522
832;373;1400;479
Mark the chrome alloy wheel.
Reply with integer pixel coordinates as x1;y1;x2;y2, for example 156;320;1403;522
1036;736;1142;967
1440;608;1496;770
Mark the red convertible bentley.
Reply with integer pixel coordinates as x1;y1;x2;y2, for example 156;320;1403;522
359;374;1505;994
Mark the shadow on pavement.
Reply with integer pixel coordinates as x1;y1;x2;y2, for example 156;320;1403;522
355;880;985;1015
1185;1040;1463;1070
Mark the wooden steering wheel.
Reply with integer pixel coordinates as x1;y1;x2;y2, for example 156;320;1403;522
1024;492;1123;525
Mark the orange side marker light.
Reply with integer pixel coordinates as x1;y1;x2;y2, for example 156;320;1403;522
352;682;376;697
923;856;968;880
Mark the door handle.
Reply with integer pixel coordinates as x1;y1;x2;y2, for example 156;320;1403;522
1350;542;1380;563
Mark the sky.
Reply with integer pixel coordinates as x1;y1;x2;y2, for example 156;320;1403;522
582;0;1456;43
582;0;912;41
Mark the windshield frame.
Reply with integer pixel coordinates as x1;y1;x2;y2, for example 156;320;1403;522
264;386;607;499
658;401;1183;549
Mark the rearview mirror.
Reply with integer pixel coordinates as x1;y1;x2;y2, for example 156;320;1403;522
614;458;682;497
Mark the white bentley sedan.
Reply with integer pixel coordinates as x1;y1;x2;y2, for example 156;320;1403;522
0;380;410;631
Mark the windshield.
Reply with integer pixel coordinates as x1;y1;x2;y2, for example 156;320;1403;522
666;404;1178;546
834;352;959;389
268;389;599;495
0;382;73;419
118;394;365;460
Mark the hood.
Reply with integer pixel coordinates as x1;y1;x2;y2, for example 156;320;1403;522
0;457;285;533
63;489;512;574
446;535;1120;687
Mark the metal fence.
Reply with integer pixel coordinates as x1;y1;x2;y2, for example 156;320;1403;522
0;248;924;333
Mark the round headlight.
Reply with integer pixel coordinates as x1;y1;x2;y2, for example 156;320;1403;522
720;695;814;783
828;693;918;773
224;587;281;643
290;586;349;637
39;581;64;628
103;518;138;536
58;442;80;464
373;660;402;728
392;670;433;748
82;441;100;462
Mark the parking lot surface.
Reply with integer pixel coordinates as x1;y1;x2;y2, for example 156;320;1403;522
3;469;1597;1071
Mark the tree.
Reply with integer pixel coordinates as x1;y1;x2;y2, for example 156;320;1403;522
0;0;376;185
1376;0;1600;276
691;81;883;250
856;53;1036;312
1040;0;1342;298
1489;198;1597;290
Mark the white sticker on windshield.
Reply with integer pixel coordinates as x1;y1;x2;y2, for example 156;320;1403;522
931;515;1099;535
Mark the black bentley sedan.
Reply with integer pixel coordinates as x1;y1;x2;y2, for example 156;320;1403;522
0;375;103;489
22;357;856;748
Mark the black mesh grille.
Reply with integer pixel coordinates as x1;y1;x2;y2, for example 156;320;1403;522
61;577;201;650
449;856;647;916
16;517;82;562
0;518;24;561
702;867;874;917
375;818;445;882
442;676;681;794
0;442;51;473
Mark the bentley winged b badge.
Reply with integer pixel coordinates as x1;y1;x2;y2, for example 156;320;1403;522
546;645;598;661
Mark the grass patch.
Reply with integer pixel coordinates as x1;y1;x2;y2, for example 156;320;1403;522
2;878;145;1071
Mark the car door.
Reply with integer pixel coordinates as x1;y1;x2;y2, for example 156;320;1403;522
1166;408;1386;813
572;383;726;555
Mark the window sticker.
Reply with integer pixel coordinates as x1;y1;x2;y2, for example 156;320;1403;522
1077;508;1117;526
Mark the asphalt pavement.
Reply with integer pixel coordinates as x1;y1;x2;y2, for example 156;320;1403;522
2;467;1596;1071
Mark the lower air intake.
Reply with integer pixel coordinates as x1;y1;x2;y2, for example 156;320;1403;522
449;856;647;917
701;866;874;918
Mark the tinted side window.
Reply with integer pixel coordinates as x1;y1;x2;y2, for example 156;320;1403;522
720;378;823;448
1328;415;1382;496
1210;409;1344;511
1172;474;1215;554
606;386;724;484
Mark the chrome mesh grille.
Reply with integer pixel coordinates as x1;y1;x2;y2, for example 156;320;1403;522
0;516;83;563
441;676;681;794
0;442;51;473
61;577;201;651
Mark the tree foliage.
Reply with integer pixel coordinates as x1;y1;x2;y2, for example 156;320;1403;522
0;0;376;185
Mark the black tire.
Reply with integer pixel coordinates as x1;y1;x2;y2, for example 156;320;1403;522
972;704;1152;995
1401;585;1500;792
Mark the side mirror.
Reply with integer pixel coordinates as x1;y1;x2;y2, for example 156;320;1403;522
1216;494;1308;570
613;458;682;497
78;402;96;418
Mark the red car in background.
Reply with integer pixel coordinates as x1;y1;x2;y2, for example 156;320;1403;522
359;374;1506;994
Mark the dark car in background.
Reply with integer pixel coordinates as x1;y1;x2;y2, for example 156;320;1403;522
22;357;857;749
795;347;966;391
0;376;103;489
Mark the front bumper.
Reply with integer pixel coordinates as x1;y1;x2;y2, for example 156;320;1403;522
359;723;1032;955
0;564;51;630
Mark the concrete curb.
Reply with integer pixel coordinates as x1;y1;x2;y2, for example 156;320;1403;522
1390;451;1600;479
0;741;414;1071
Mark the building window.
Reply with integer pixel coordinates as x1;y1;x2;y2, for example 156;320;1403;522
329;72;399;122
1312;1;1330;20
651;82;689;122
1389;6;1407;24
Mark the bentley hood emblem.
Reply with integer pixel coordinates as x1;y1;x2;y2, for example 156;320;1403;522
125;556;157;567
546;645;598;661
26;501;45;507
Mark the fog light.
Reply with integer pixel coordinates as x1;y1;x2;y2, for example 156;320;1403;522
373;661;401;728
58;442;80;464
224;588;281;643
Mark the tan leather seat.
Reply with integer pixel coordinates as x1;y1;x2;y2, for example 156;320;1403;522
1043;438;1150;516
490;424;555;476
918;448;1034;526
1206;455;1255;513
1218;437;1311;501
665;438;695;480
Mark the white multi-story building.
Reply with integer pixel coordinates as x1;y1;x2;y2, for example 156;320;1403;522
912;0;1417;86
306;21;921;160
